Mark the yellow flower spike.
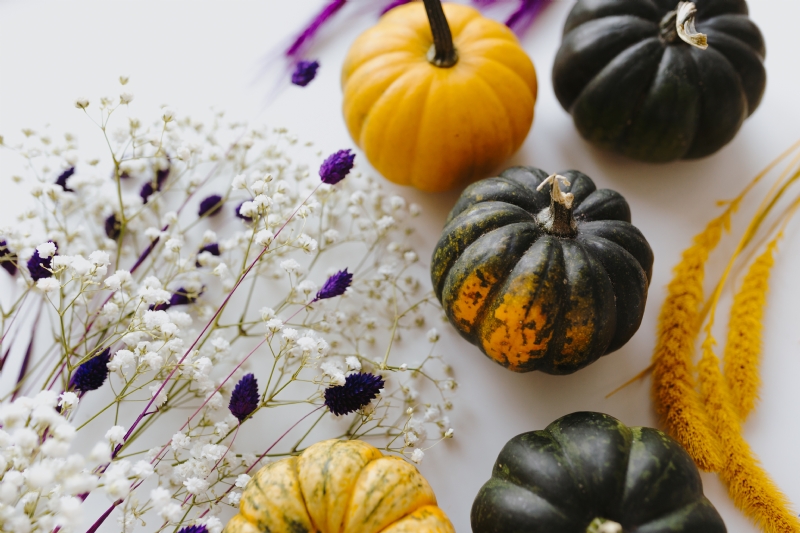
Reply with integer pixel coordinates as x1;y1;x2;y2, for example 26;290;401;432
651;211;728;472
698;337;800;533
723;237;778;419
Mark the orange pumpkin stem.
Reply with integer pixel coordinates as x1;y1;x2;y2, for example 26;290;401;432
422;0;458;68
536;174;578;238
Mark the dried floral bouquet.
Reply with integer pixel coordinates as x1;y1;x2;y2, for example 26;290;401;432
0;78;455;533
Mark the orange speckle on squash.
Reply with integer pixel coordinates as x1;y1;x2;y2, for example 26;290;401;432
483;292;551;370
451;270;497;328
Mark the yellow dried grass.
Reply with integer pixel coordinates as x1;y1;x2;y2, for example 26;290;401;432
723;237;778;419
651;212;728;472
699;336;800;533
652;140;800;532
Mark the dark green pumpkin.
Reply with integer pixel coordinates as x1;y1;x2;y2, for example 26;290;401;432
553;0;766;162
472;412;727;533
430;167;653;375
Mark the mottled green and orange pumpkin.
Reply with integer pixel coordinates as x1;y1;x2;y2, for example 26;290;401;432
223;439;454;533
431;167;653;374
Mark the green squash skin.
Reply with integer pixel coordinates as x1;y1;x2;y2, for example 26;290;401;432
471;412;727;533
552;0;766;162
431;167;654;375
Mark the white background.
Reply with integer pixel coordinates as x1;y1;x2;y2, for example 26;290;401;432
1;1;799;532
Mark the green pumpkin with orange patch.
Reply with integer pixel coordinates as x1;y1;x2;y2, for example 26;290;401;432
431;167;653;374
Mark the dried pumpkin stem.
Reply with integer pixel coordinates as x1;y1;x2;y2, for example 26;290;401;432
422;0;458;68
536;174;577;238
659;2;708;50
587;518;623;533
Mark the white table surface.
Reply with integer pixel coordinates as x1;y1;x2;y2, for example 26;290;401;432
1;1;799;532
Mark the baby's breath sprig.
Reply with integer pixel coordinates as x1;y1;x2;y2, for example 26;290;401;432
0;79;455;533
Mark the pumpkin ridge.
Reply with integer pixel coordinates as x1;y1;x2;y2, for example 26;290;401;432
484;235;566;371
346;458;434;533
700;28;765;115
359;64;430;140
545;240;616;371
443;223;541;341
291;448;321;533
408;71;448;190
683;45;747;158
343;56;417;143
332;441;382;533
612;38;668;154
471;62;532;151
555;16;660;110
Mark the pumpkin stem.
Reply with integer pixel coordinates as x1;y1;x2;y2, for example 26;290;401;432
586;517;623;533
422;0;458;68
536;174;577;238
659;2;708;49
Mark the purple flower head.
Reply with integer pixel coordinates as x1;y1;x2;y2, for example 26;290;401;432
27;242;57;281
319;149;355;185
177;526;208;533
55;167;76;192
70;348;111;392
198;194;224;218
105;213;122;240
291;60;320;87
0;240;18;276
196;243;220;268
199;243;221;257
315;268;352;301
140;163;171;204
229;373;259;422
324;372;384;416
149;287;201;311
235;200;254;223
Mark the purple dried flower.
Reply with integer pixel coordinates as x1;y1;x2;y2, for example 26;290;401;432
105;213;122;240
501;0;552;35
229;373;259;422
0;240;18;276
55;167;75;192
149;287;201;311
198;194;223;217
324;372;384;416
235;200;254;223
315;268;352;301
140;163;171;204
70;348;111;392
199;243;220;257
319;149;355;185
291;60;320;87
286;0;347;59
27;242;57;281
196;243;220;268
177;526;208;533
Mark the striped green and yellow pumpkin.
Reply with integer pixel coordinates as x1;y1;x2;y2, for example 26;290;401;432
431;167;653;374
224;439;455;533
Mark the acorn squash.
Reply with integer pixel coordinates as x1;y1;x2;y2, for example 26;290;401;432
431;167;653;374
553;0;766;162
472;412;727;533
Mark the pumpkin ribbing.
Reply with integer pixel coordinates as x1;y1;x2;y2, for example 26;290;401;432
432;167;652;374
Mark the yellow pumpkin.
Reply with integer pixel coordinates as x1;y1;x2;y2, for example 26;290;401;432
223;439;455;533
341;0;537;192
